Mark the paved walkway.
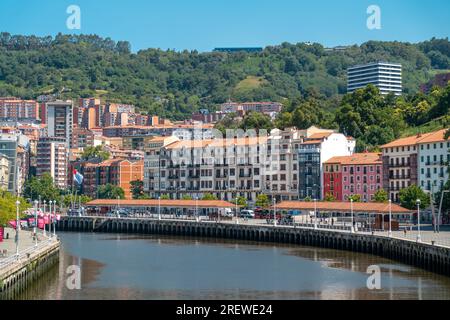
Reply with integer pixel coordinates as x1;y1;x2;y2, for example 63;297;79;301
0;228;51;259
80;213;450;248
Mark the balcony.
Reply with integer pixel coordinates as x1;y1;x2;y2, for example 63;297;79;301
389;175;411;180
390;163;410;168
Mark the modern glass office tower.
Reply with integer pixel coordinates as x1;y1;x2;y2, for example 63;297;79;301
347;62;402;95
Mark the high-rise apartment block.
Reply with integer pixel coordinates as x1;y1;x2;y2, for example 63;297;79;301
45;101;73;147
347;62;402;95
36;137;68;189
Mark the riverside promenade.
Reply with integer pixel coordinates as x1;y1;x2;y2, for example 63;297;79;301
58;215;450;277
0;228;60;299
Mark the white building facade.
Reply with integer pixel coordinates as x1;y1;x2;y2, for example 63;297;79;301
418;129;450;194
347;62;402;95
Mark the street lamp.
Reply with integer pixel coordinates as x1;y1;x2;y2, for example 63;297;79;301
43;200;47;237
235;197;239;225
195;196;199;222
350;198;354;233
53;200;57;237
48;200;53;239
273;197;277;227
158;196;161;221
15;200;20;257
388;199;392;237
117;196;120;218
416;199;422;243
34;200;38;247
438;190;449;233
313;198;317;230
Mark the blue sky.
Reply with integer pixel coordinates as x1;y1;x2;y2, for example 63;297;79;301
0;0;449;52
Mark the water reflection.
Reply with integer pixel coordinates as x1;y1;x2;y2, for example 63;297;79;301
10;233;450;300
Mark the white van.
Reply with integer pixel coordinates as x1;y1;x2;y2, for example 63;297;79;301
219;208;234;217
240;210;255;219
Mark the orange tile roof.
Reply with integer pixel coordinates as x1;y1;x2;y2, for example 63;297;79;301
165;137;268;150
308;132;333;140
274;201;412;214
415;129;448;144
325;153;382;165
381;129;448;148
86;199;235;208
301;140;322;145
166;139;214;150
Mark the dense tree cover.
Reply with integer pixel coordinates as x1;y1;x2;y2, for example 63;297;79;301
1;33;449;120
374;189;389;203
255;194;270;208
0;190;30;226
225;83;448;152
130;180;145;200
97;184;125;200
201;193;218;201
23;173;61;203
232;196;248;207
348;194;362;202
61;194;92;207
399;185;430;210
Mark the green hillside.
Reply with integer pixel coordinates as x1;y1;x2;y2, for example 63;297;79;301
1;33;450;121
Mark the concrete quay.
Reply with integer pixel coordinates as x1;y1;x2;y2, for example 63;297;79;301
0;230;60;300
58;216;450;277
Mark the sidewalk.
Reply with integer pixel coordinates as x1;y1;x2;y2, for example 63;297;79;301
0;227;49;259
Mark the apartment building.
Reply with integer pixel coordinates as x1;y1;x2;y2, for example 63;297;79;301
36;137;68;189
78;159;144;199
347;62;402;95
324;153;383;202
381;129;449;202
417;129;449;193
0;133;30;194
381;136;421;202
143;126;354;204
144;136;180;196
71;127;95;149
102;124;214;141
45;100;73;147
153;136;268;203
0;154;10;190
0;98;40;121
221;102;283;114
298;130;356;200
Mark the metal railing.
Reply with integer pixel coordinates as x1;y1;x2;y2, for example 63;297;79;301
62;214;450;249
0;233;58;271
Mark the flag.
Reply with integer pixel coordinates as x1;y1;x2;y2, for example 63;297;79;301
73;169;84;185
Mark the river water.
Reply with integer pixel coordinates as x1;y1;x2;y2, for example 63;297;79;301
14;232;450;300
